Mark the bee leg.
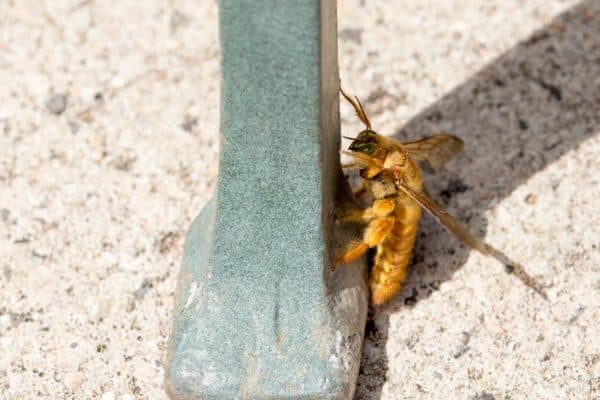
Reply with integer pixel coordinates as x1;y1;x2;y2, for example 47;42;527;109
334;241;369;266
335;216;394;266
346;181;368;199
336;208;368;224
336;198;395;224
354;185;367;199
341;162;360;169
353;180;375;199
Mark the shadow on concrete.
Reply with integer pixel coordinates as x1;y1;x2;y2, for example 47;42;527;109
355;2;599;398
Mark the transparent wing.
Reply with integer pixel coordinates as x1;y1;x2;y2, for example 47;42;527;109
402;134;464;170
393;178;547;299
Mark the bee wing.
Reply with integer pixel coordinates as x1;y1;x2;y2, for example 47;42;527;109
396;180;487;253
393;177;547;299
402;134;464;170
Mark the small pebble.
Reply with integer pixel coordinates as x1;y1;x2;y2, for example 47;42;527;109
525;193;537;204
0;208;9;221
180;117;197;132
63;371;84;390
68;121;80;134
440;179;469;199
3;265;11;281
170;10;189;31
45;94;67;115
339;27;363;44
470;391;496;400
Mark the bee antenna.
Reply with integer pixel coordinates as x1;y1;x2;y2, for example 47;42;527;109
342;136;356;140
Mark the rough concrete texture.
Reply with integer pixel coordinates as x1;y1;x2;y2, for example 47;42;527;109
0;1;598;399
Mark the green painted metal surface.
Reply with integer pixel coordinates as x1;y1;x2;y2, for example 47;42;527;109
165;1;368;398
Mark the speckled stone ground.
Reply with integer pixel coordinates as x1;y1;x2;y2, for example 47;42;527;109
1;1;598;399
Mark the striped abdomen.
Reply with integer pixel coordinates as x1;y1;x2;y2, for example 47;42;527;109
369;198;422;305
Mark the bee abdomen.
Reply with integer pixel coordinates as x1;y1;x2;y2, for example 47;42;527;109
369;207;421;305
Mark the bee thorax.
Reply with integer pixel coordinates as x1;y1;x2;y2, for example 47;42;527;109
370;180;397;199
383;150;408;168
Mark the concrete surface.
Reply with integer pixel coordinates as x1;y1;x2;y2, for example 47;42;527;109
0;1;598;399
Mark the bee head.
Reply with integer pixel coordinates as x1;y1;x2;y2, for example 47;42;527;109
348;130;380;154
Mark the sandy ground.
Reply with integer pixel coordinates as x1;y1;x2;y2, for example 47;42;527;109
1;1;598;399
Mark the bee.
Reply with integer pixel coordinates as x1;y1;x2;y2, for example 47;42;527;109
336;88;546;305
